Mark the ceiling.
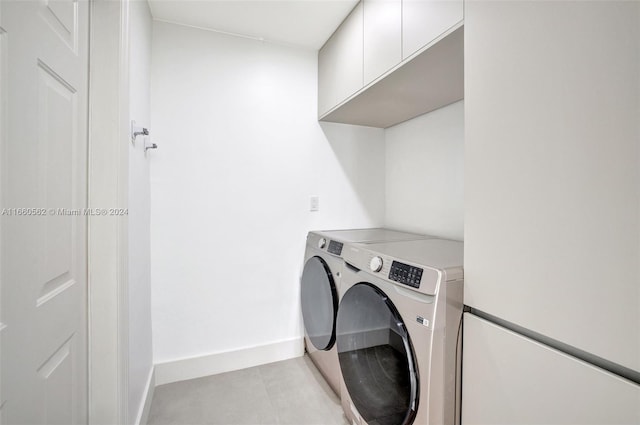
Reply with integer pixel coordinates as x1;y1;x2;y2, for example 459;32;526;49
147;0;359;50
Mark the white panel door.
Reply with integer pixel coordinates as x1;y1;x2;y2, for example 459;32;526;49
462;314;640;424
0;1;89;424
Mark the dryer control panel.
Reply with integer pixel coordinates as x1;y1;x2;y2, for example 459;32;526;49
327;240;343;256
389;261;423;288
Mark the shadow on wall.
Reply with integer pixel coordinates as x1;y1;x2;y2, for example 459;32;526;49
316;121;386;228
383;101;464;240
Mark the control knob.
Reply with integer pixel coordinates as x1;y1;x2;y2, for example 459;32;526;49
369;256;383;272
318;238;327;249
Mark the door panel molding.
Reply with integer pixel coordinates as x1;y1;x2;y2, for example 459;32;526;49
39;0;78;53
37;57;78;302
36;335;76;425
37;275;75;307
37;58;78;93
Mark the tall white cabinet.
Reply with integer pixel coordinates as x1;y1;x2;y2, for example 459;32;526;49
463;1;640;423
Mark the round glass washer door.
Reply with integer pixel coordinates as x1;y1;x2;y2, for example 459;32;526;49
300;256;338;351
337;283;419;425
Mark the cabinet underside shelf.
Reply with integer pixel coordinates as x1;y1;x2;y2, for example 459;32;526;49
320;24;464;129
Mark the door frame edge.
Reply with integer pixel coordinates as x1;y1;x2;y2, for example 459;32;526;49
87;0;131;423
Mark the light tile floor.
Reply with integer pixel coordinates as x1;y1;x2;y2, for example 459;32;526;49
148;355;349;425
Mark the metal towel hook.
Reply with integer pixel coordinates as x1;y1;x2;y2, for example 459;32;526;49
144;140;158;153
131;120;149;145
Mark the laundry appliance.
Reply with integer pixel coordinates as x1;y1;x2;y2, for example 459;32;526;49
336;238;464;425
300;229;429;396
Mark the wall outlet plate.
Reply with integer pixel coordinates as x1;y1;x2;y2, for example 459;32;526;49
310;196;320;212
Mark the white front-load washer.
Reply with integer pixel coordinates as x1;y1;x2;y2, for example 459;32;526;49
300;229;430;396
336;238;464;425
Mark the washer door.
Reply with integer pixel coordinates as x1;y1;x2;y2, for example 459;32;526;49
301;256;338;351
337;283;419;425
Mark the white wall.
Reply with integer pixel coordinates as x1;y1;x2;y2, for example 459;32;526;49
128;0;154;422
150;21;385;371
384;101;464;240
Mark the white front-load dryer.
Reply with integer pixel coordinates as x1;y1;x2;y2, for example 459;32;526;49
300;229;430;396
336;238;464;425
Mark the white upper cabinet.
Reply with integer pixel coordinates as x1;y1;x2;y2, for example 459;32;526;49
363;0;402;85
318;0;463;126
402;0;463;59
318;2;363;117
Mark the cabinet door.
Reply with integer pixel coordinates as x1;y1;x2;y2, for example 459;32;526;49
318;2;363;117
363;0;401;85
402;0;462;59
464;0;640;371
463;314;640;424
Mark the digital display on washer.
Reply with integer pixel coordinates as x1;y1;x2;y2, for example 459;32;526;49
327;240;343;256
389;261;423;288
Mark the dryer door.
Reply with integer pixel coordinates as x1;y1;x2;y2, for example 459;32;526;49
301;256;338;350
337;283;419;425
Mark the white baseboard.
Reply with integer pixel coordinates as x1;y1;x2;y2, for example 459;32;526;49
155;337;304;386
135;367;155;425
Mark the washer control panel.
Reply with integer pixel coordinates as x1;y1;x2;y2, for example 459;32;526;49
343;244;442;296
327;240;344;256
389;261;423;288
